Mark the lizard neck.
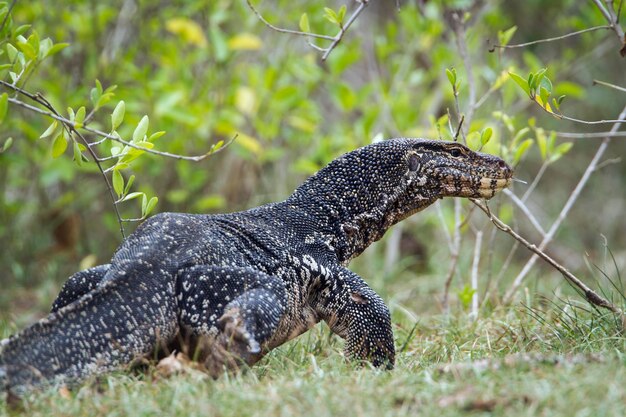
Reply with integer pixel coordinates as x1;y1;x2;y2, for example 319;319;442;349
286;150;440;264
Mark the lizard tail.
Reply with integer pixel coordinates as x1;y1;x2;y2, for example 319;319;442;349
0;275;178;394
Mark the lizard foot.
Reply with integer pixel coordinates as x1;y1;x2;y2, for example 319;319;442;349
205;308;262;378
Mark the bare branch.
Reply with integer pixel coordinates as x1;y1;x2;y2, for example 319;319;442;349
246;0;370;61
593;78;626;93
472;199;625;320
503;189;546;237
441;199;463;313
489;25;612;51
504;104;626;303
555;130;626;138
245;0;334;41
470;230;483;319
591;0;626;56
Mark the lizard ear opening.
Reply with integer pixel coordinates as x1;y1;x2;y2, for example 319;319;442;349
408;154;420;172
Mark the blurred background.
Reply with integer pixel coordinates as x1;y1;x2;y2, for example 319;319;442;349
1;0;625;330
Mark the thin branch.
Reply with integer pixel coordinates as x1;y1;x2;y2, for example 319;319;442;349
489;25;612;50
591;0;626;56
246;0;369;62
593;78;626;93
504;104;626;303
472;199;625;320
321;1;369;61
555;130;626;138
1;84;232;162
521;160;548;202
503;189;546;237
441;199;463;313
245;0;335;41
470;230;483;319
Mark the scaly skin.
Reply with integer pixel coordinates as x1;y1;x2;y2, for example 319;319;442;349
0;138;512;394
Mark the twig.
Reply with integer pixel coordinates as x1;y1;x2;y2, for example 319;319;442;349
472;199;625;320
503;189;546;237
246;0;370;62
442;199;463;313
591;0;626;56
489;25;612;50
453;15;477;128
470;230;483;319
593;78;626;93
321;1;369;61
554;131;626;138
521;160;548;203
503;104;626;303
245;0;334;41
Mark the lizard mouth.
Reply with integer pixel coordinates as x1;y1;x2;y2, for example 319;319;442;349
477;177;511;198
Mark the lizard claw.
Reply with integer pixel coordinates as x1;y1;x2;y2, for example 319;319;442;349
207;308;263;377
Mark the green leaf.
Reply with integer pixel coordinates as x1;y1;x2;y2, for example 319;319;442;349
513;138;534;165
90;79;103;107
122;191;143;202
74;106;86;127
135;141;154;150
552;142;573;162
144;197;158;216
1;137;13;153
112;170;124;198
6;43;18;62
141;193;148;216
536;128;547;160
52;132;68;158
497;25;517;46
0;93;8;124
67;107;75;122
446;68;456;88
323;7;339;25
508;72;530;97
539;76;553;95
16;39;36;60
73;140;83;166
14;25;31;37
532;68;546;90
539;86;550;108
211;140;225;153
133;115;149;142
111;100;125;130
147;131;166;141
481;127;493;145
40;121;58;139
557;95;566;105
44;42;69;58
124;174;136;195
299;13;310;33
337;5;347;23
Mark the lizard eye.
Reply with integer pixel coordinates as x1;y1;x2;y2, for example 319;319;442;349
450;148;462;158
408;154;420;171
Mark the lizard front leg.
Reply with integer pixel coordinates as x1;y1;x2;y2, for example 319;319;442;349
312;268;395;369
175;265;286;376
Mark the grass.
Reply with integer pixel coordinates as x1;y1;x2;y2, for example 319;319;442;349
2;299;625;417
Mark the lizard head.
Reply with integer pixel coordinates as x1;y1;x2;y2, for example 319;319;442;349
384;139;513;224
406;139;513;200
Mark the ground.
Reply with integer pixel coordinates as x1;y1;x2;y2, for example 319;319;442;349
2;304;624;417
